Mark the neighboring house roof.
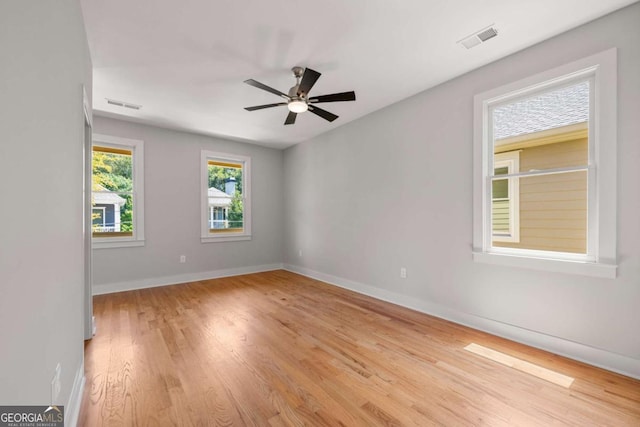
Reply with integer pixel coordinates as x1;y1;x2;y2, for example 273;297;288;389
208;187;232;207
93;184;126;206
493;81;589;140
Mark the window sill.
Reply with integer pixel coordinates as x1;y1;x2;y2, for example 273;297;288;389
472;251;617;279
93;239;145;249
201;234;251;243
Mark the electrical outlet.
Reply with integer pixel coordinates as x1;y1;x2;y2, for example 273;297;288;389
179;255;186;263
298;250;303;257
400;267;407;279
51;363;61;403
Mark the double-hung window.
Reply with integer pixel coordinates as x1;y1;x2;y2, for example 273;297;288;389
473;49;617;277
92;134;145;248
201;151;251;243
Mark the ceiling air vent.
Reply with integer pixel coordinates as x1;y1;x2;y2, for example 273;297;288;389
106;98;142;110
458;25;498;49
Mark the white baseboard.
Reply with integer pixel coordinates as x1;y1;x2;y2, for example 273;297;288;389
65;361;85;427
284;263;640;380
93;263;284;295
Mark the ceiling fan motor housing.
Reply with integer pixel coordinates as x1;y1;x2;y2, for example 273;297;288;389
288;85;306;100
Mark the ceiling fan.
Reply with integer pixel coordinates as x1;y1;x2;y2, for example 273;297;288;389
244;66;356;125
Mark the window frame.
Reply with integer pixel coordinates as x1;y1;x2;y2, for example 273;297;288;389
201;150;251;243
92;134;145;249
472;49;617;278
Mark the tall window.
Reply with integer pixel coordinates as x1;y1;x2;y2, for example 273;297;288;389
491;81;589;253
201;151;251;242
473;49;617;277
92;134;145;248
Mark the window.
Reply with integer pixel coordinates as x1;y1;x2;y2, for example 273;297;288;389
92;134;145;248
92;207;106;229
201;151;251;242
473;49;617;278
492;151;520;243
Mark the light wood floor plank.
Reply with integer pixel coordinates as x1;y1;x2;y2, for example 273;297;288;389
464;343;575;387
79;270;640;426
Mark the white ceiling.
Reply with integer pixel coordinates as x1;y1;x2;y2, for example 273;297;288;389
81;0;636;149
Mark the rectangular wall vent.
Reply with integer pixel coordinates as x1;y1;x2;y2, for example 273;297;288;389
106;98;142;110
458;25;499;49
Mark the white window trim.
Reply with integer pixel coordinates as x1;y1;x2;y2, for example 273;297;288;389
201;150;252;243
492;151;520;243
92;134;145;249
472;48;617;278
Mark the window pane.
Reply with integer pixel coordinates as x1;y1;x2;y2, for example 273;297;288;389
92;150;133;190
492;178;509;199
92;146;134;237
493;81;589;171
493;170;587;254
208;162;243;231
494;166;509;176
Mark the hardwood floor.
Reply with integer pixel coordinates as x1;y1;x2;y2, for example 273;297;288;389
78;270;640;426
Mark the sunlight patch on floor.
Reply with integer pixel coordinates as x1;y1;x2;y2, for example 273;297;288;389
464;343;574;388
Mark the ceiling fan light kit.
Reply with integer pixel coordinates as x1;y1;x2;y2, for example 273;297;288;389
244;66;356;125
288;100;308;113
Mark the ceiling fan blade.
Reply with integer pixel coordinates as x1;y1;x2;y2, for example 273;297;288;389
297;68;321;96
309;91;356;103
284;111;297;125
244;102;287;111
244;79;290;99
308;105;338;122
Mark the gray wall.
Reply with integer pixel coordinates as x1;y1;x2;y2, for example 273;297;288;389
283;4;640;374
0;0;92;409
91;117;285;292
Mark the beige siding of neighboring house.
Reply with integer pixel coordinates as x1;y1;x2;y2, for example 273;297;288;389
494;137;588;253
